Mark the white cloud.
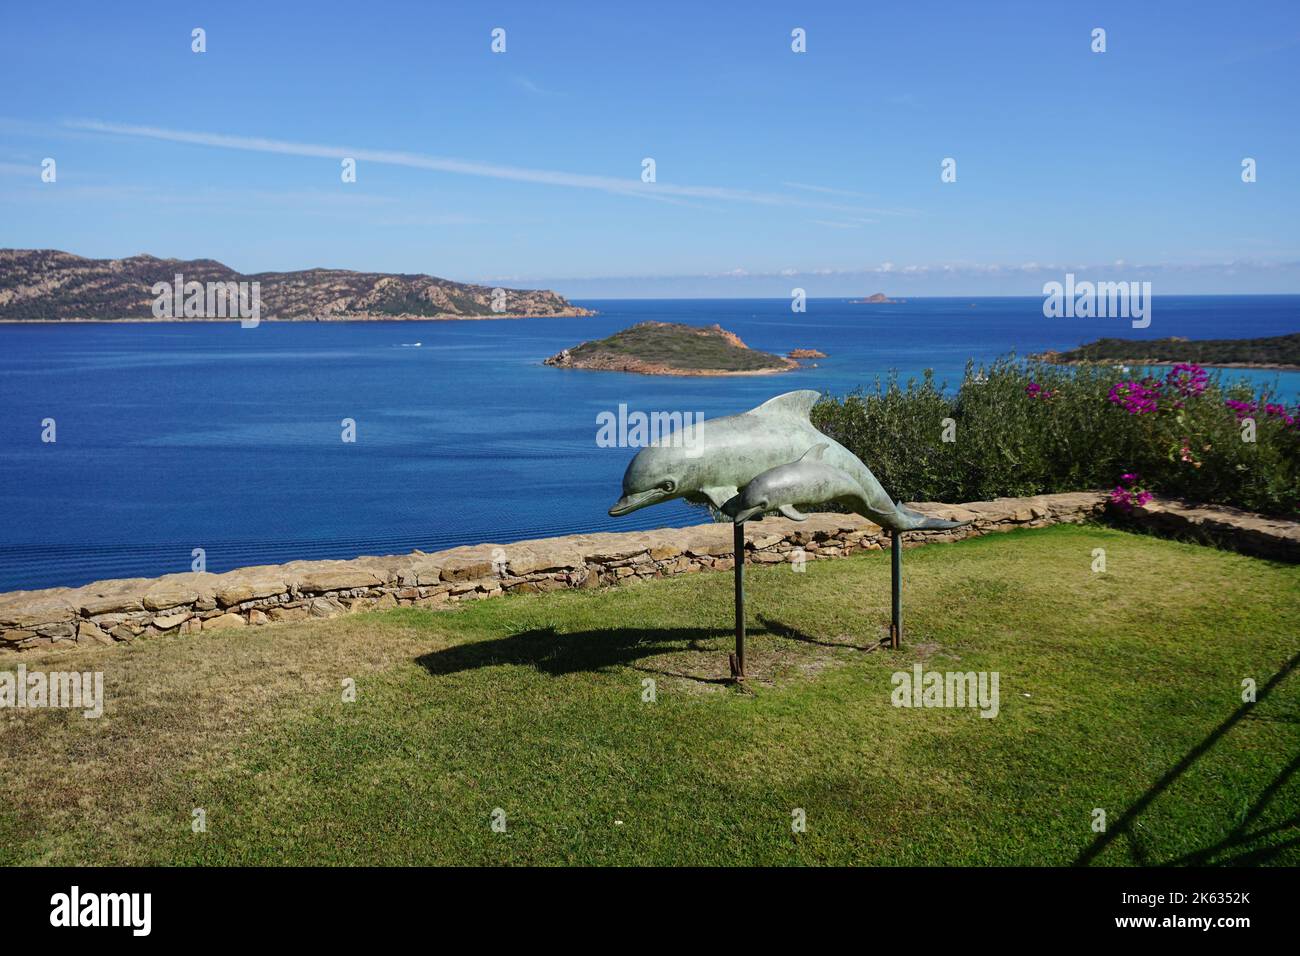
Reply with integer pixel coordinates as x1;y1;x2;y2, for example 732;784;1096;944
513;76;558;96
784;181;916;215
64;119;911;215
809;218;877;229
481;259;1300;285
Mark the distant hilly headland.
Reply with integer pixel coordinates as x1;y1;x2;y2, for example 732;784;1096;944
545;321;822;376
0;249;594;321
1036;333;1300;371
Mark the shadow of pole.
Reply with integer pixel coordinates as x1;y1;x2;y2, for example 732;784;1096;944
1073;651;1300;867
1163;745;1300;867
757;614;880;652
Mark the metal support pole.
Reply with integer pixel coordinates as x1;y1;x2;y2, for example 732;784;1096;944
890;530;902;649
731;520;746;680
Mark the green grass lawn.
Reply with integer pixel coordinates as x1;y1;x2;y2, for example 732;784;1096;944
2;524;1297;866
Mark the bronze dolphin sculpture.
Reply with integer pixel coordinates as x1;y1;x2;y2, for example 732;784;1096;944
608;389;965;532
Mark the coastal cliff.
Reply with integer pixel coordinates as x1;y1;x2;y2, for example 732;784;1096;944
1034;333;1300;371
0;249;594;321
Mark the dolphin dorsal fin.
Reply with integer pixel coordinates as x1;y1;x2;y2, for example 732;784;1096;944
750;390;820;420
798;443;828;462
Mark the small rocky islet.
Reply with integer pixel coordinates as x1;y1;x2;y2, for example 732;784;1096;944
544;321;826;376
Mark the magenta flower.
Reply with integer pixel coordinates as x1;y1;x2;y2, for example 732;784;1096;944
1108;380;1161;415
1110;472;1153;513
1224;399;1257;421
1165;363;1209;398
1260;402;1298;426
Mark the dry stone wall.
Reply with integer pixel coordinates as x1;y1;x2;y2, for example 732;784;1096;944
2;491;1293;654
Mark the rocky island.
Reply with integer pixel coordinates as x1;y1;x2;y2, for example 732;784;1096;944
1036;333;1300;371
544;321;799;376
852;292;897;304
0;249;594;321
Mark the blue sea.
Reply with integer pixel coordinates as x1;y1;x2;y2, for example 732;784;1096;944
1;296;1297;592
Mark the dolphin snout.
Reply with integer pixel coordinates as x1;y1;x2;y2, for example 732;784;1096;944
608;488;667;516
731;504;766;524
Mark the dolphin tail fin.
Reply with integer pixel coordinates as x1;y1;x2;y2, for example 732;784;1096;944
896;504;971;531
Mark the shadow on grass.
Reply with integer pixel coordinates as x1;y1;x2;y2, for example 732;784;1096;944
1074;651;1300;867
415;625;732;684
415;616;876;687
758;615;881;652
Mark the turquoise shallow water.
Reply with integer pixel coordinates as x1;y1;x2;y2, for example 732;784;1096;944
0;295;1296;591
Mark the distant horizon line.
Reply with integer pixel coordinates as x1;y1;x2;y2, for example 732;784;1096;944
9;249;1298;300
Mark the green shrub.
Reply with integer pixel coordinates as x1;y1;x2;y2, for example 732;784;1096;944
809;359;1300;515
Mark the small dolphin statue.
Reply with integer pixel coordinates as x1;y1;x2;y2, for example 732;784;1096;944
728;444;889;524
608;389;965;532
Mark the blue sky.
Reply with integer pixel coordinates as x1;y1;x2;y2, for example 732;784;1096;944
1;0;1298;296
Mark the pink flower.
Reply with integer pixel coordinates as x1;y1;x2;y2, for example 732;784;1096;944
1224;399;1256;420
1111;471;1153;513
1261;402;1298;427
1165;363;1209;398
1108;380;1161;415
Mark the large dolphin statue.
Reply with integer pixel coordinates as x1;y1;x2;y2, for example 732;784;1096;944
608;389;965;532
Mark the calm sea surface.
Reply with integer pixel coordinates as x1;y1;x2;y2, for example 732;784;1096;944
1;295;1297;591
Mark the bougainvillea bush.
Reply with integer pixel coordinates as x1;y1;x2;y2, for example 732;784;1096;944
810;358;1300;515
